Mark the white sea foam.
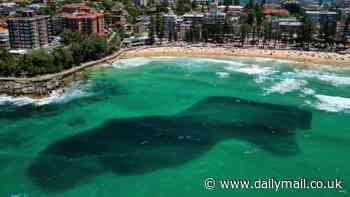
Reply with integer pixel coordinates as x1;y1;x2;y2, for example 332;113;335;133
265;78;308;94
111;57;153;69
0;95;34;107
0;93;63;107
295;69;350;86
224;64;274;75
301;88;316;95
254;75;273;84
246;57;296;64
313;95;350;112
0;82;90;106
113;57;250;68
260;68;350;95
216;72;230;79
192;58;247;67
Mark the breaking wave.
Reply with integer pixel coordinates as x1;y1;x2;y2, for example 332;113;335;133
313;95;350;113
224;64;274;75
0;82;91;107
265;78;308;94
294;69;350;86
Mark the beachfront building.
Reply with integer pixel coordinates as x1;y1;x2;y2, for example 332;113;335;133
219;5;243;27
305;11;338;27
193;0;213;5
0;2;18;16
336;0;350;7
218;5;244;15
337;10;350;38
182;12;204;24
272;17;303;43
7;10;51;49
177;12;203;41
0;16;8;28
122;36;150;47
163;9;177;41
109;7;129;28
132;22;147;34
28;3;45;13
49;16;64;36
205;9;226;24
272;17;303;29
133;0;149;6
177;20;191;41
160;0;177;5
263;6;289;17
0;27;9;49
62;3;105;36
62;3;88;13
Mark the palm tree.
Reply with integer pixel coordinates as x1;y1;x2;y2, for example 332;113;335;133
240;24;251;47
262;18;272;48
300;16;315;49
244;2;265;45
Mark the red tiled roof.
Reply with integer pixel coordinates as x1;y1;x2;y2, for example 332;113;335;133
263;8;289;15
63;3;89;9
63;11;104;19
0;26;8;33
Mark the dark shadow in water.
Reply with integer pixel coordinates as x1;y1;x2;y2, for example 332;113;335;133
27;96;312;192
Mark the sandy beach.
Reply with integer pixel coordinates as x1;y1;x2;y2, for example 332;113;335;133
119;46;350;67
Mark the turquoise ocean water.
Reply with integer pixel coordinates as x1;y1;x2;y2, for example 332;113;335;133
0;57;349;197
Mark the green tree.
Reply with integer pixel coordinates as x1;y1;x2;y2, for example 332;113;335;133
60;30;85;45
283;2;304;17
301;16;315;49
192;22;201;42
61;0;83;4
224;0;233;6
126;3;141;24
156;1;169;12
240;24;251;47
0;49;17;76
149;15;156;44
41;1;60;16
192;0;198;10
102;0;116;11
155;13;164;43
70;43;84;65
202;24;209;42
175;0;192;15
53;47;75;69
108;32;121;52
341;14;350;45
320;17;337;49
185;28;193;42
262;19;272;47
25;50;56;76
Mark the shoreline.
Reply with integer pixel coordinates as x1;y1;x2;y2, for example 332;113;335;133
1;45;349;99
119;46;350;67
0;46;144;98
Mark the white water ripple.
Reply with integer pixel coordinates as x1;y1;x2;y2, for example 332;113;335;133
294;69;350;86
224;64;274;75
265;78;308;94
313;95;350;113
0;82;90;106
